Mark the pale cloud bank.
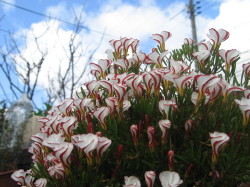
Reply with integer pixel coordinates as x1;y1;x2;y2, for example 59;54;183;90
13;0;250;99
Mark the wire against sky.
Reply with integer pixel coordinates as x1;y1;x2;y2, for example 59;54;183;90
0;0;116;38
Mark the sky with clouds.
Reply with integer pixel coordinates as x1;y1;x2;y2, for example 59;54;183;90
0;0;250;107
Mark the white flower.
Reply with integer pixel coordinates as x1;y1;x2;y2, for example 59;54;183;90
159;171;183;187
123;176;141;187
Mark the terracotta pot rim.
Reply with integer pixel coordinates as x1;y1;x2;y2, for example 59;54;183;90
0;169;18;176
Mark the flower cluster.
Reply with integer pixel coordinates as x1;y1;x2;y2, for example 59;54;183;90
12;28;250;186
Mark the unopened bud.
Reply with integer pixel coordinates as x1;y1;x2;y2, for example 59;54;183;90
168;150;174;171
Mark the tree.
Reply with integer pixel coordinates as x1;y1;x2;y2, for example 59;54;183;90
0;30;47;109
0;10;103;109
45;12;104;105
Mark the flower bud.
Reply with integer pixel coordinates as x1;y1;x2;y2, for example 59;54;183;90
147;126;155;152
145;114;150;128
184;119;195;137
168;150;174;171
145;171;156;187
85;112;92;123
117;144;124;161
96;131;103;137
209;131;230;164
47;163;65;180
130;124;139;146
87;122;93;133
184;163;193;178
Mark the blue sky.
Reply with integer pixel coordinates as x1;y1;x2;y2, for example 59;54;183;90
0;0;250;108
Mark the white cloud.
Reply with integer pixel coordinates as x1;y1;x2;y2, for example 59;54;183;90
205;0;250;75
1;0;15;13
13;20;91;97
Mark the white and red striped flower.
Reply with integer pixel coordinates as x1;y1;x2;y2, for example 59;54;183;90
106;97;118;114
235;97;250;126
53;142;74;167
146;51;169;68
31;132;48;144
207;28;230;46
198;41;212;51
47;106;61;116
74;98;94;114
130;39;139;52
218;49;240;72
159;119;171;144
126;74;143;96
150;70;162;93
43;115;62;134
40;125;52;136
71;133;98;165
96;136;112;162
244;90;250;99
59;116;78;136
194;74;221;103
110;73;126;84
122;100;131;112
173;75;192;96
93;107;110;130
130;124;139;146
114;58;132;70
152;31;172;51
221;82;244;101
90;69;101;79
123;176;141;187
109;39;123;58
209;132;230;164
191;92;210;105
206;81;224;102
114;84;128;102
184;119;196;135
57;98;74;116
159;171;183;187
169;59;190;75
47;163;65;180
38;117;50;125
43;153;61;169
120;73;137;85
184;38;195;45
144;171;156;187
142;72;154;94
132;51;147;65
28;142;43;159
85;80;100;98
42;133;65;149
159;100;177;119
121;37;134;55
147;126;155;152
142;71;162;94
106;97;130;114
243;63;250;78
11;169;26;186
25;171;35;187
99;80;114;96
192;50;210;67
34;178;47;187
89;59;111;78
105;49;115;61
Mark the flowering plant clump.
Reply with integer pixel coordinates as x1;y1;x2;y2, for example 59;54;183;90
12;28;250;186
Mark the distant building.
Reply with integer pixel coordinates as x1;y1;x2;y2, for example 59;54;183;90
4;94;33;147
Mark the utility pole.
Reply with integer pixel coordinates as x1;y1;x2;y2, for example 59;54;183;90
187;0;200;71
189;0;198;43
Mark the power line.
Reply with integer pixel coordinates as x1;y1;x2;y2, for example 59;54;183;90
0;0;116;38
